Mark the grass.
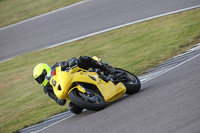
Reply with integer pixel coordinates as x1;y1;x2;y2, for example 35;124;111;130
0;8;200;133
0;0;82;28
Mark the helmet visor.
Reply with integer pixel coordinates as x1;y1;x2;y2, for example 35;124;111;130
35;69;47;84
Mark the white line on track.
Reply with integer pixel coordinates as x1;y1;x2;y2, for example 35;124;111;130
0;0;91;31
33;114;75;133
0;5;200;64
0;57;14;63
141;53;200;84
41;5;200;51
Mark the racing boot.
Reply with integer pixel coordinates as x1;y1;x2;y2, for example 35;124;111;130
69;102;83;114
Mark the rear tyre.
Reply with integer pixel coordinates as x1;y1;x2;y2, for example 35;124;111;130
69;89;106;111
114;68;141;94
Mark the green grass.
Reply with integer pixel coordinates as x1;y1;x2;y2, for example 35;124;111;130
0;0;82;28
0;8;200;133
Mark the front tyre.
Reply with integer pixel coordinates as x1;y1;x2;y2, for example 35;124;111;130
69;89;106;111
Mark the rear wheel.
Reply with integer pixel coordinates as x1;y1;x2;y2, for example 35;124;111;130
114;68;141;94
69;88;106;111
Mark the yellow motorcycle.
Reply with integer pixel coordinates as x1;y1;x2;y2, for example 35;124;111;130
49;64;141;112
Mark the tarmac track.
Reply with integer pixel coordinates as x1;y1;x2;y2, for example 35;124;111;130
1;0;200;132
38;53;200;133
0;0;200;62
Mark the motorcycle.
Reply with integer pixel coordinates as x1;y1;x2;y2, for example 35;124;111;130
49;64;141;114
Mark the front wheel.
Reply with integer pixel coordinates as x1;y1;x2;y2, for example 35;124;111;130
69;89;106;111
114;68;141;94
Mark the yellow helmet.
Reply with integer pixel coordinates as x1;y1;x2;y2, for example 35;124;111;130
92;56;102;63
33;63;51;86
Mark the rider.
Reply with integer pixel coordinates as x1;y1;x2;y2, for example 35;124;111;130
33;56;114;114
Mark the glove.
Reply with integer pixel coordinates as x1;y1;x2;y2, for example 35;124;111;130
57;99;66;106
102;63;115;75
107;66;115;75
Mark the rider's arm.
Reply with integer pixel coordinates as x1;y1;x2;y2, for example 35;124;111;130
43;84;58;101
51;57;101;71
52;56;113;73
43;83;66;105
51;57;78;71
51;61;69;71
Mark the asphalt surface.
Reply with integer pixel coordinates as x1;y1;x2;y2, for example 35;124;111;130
38;54;200;133
0;0;200;62
19;44;200;133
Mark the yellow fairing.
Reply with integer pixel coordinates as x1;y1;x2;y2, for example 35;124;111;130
50;67;73;100
50;66;126;102
98;81;126;102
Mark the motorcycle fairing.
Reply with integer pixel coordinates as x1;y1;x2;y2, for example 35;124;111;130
50;66;126;102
